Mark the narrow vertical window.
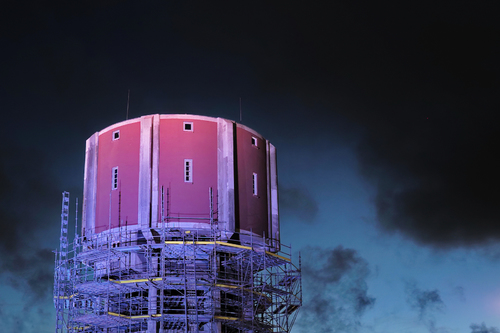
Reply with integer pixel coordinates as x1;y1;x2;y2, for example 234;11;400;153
252;173;257;196
183;122;193;132
251;136;257;147
184;159;193;183
112;167;118;190
113;130;120;140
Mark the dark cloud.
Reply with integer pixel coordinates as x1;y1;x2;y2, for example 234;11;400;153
0;145;64;303
3;249;55;302
167;2;500;249
405;282;444;319
357;103;500;248
470;323;500;333
279;187;318;222
0;304;53;333
298;246;375;332
405;281;445;332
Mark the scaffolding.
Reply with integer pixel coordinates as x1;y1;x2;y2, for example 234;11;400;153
54;193;302;333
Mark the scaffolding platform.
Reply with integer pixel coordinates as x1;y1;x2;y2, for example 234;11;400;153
54;189;301;333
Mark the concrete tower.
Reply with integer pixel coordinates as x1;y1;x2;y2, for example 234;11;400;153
54;115;302;333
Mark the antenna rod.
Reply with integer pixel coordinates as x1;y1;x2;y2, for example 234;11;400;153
239;97;242;122
126;89;130;120
75;197;78;239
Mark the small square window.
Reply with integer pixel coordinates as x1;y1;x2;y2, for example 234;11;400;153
113;130;120;140
183;122;193;132
251;136;257;147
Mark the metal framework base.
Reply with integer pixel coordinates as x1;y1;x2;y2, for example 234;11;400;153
54;224;301;333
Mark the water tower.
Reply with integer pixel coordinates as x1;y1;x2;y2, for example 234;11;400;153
54;114;302;333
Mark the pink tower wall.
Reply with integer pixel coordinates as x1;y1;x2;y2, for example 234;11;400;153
95;122;141;232
158;117;218;221
82;114;280;247
236;125;269;238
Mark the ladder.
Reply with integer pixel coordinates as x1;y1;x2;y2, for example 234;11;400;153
55;191;70;333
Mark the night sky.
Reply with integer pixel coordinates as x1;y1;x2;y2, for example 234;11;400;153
1;1;499;332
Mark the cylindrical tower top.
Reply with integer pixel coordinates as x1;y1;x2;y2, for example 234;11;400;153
82;114;279;248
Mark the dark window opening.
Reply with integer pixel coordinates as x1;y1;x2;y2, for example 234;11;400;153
184;159;192;182
112;167;118;190
252;173;257;196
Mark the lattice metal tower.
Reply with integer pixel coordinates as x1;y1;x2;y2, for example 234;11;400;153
54;115;302;332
